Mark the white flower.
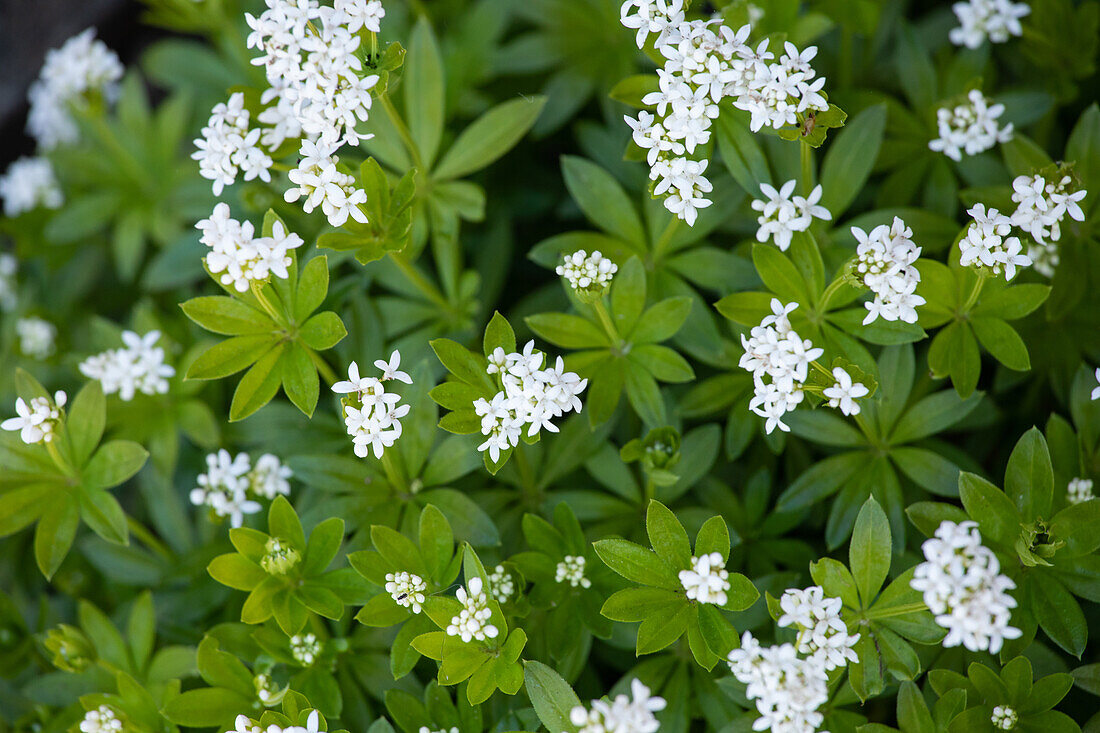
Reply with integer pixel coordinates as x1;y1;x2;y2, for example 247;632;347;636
678;552;730;605
446;577;498;643
557;250;618;293
385;571;428;614
727;633;829;733
752;181;831;251
0;253;16;311
16;317;57;359
777;586;860;670
335;354;411;459
739;299;822;433
78;330;175;400
249;454;293;499
254;673;285;706
1093;367;1100;401
0;157;63;217
1067;477;1094;504
284;140;369;227
823;367;869;416
290;633;322;666
474;342;587;462
910;520;1022;654
852;216;925;324
2;391;66;445
487;564;516;603
991;705;1018;730
79;706;124;733
190;450;263;528
569;678;666;733
192;93;274;196
334;0;386;33
196;204;304;292
929;89;1013;161
555;555;592;588
959;204;1031;280
949;0;1030;48
26;29;123;149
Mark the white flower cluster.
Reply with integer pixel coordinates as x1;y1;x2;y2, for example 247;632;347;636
78;330;174;401
196;203;304;293
487;564;515;603
333;351;412;459
2;391;67;445
290;633;322;666
1068;477;1094;504
910;520;1022;654
823;367;869;417
777;586;860;671
557;250;618;294
260;537;301;575
446;577;498;643
385;571;427;614
621;1;828;225
27;28;123;150
16;317;57;360
727;633;830;733
739;300;823;434
79;706;124;733
254;673;285;706
283;139;369;227
0;253;16;311
227;710;321;733
419;728;458;733
0;157;63;217
678;552;730;605
189;450;293;528
851;216;925;324
1009;174;1087;277
193;93;274;196
555;555;592;588
991;705;1018;730
752;180;831;251
569;678;666;733
929;89;1013;162
959;204;1031;281
949;0;1030;48
474;341;587;462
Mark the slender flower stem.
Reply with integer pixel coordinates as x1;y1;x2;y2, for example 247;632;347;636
306;347;338;385
652;217;680;260
961;271;988;313
800;141;815;196
46;440;72;477
513;441;535;490
592;298;623;349
126;517;174;562
250;282;282;322
388;252;450;311
818;274;850;313
380;450;406;492
380;94;422;169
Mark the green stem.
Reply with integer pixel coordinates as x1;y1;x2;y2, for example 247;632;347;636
643;476;656;504
513;442;536;491
592;299;623;349
388;252;449;311
380;450;406;491
46;440;72;477
380;94;422;169
961;271;988;313
864;602;928;620
839;27;854;90
652;217;680;261
126;517;173;562
305;347;338;385
800;141;815;196
818;274;849;313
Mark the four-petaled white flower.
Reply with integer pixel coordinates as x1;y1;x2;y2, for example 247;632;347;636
752;180;832;251
823;367;869;416
949;0;1030;49
679;552;730;605
334;352;411;459
929;89;1013;161
569;678;665;733
2;391;67;445
385;571;428;614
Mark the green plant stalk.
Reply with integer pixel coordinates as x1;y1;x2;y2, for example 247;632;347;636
652;217;680;261
380;450;406;492
388;252;451;311
592;298;624;349
513;441;536;491
305;347;338;386
126;516;174;562
864;602;928;620
800;140;815;196
380;93;423;169
961;270;989;313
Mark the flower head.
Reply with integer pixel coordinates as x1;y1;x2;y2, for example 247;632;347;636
446;577;498;643
2;391;66;445
679;552;730;605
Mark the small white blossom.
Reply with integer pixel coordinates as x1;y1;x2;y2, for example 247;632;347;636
727;632;829;733
385;571;428;614
1068;477;1094;504
555;555;592;588
333;353;410;459
189;450;270;528
290;633;322;666
78;330;175;400
0;157;63;217
254;673;285;706
823;367;869;416
193;93;274;196
949;0;1030;48
910;520;1022;654
852;216;925;324
79;706;124;733
16;317;57;359
959;204;1031;280
334;0;386;33
284;140;369;227
678;552;730;605
446;577;498;643
557;250;618;293
0;253;16;311
569;678;665;733
991;705;1018;730
487;564;516;603
196;203;304;292
929;89;1013;161
1010;174;1087;277
249;454;293;500
26;29;123;150
752;181;831;251
2;391;66;445
777;586;860;670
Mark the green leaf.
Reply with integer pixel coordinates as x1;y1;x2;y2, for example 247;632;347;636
83;440;148;490
601;587;685;622
181;296;271;335
282;343;320;417
646;500;692;571
299;311;347;351
162;687;253;727
430;339;492;392
523;661;581;733
1005;427;1054;522
716;112;771;194
35;498;79;579
229;344;286;422
561;156;645;246
820;105;886;217
890;389;982;445
1031;573;1087;657
1049;500;1100;558
80;490;129;545
958;472;1020;547
268;496;306;548
187;334;276;381
482;311;517;357
850;497;891;607
636;599;692;654
752;244;808;303
405;17;444;166
630;297;692;343
67;381;105;467
971;317;1030;371
592;539;678;590
434;97;546;180
526;314;608;349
